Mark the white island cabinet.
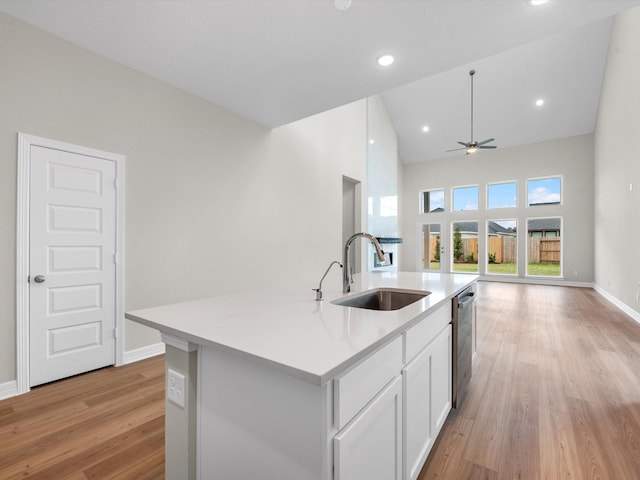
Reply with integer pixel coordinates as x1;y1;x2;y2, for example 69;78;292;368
125;272;477;480
402;303;452;480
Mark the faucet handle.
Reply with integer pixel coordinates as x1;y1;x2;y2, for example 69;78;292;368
312;288;323;301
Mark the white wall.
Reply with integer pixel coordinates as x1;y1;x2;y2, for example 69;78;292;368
594;6;640;316
366;95;401;269
367;95;399;238
401;135;595;284
0;12;367;384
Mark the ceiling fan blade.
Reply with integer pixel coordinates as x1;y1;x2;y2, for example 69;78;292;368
446;147;466;152
478;145;497;149
476;138;495;146
457;141;468;147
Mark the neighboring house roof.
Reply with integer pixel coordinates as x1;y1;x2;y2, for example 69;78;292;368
528;218;561;231
453;221;515;235
446;218;560;235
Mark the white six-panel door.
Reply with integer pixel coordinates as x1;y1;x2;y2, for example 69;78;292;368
29;145;117;386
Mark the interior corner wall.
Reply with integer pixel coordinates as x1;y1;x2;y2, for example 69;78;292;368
0;12;367;384
594;6;640;316
400;135;595;284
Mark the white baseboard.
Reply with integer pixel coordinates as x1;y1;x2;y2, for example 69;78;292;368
0;380;18;401
123;342;165;365
594;285;640;325
479;276;594;288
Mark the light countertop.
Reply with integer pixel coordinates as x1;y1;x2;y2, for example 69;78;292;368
125;271;477;385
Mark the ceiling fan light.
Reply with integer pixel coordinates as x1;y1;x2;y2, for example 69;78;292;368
466;146;478;155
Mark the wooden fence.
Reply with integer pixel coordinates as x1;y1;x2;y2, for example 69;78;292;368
487;236;516;264
425;235;559;264
528;238;560;263
428;235;515;263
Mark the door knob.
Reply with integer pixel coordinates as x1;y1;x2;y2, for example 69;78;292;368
33;275;46;284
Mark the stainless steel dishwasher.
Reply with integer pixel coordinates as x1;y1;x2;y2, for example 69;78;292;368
452;283;476;409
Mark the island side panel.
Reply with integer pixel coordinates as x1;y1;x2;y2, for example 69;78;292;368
198;345;332;480
164;341;198;480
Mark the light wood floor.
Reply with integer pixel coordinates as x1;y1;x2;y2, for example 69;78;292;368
419;282;640;480
2;283;640;479
0;355;165;479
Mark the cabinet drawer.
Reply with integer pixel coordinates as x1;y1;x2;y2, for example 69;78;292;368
334;336;403;429
404;302;451;363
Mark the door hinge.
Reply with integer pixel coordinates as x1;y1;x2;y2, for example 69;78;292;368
113;253;118;264
114;178;119;189
114;328;119;339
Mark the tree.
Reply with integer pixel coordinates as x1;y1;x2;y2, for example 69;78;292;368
453;226;463;261
434;235;441;262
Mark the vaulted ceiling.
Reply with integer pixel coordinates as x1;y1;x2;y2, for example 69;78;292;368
1;0;639;163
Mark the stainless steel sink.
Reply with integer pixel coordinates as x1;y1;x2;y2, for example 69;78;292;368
331;288;430;311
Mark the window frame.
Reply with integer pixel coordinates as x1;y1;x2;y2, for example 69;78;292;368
451;220;479;274
486;180;518;210
419;188;446;214
526;175;563;208
451;184;479;212
525;216;563;278
486;219;518;276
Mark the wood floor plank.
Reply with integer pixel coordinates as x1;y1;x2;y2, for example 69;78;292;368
417;414;474;479
419;282;640;480
0;385;163;473
463;341;517;471
0;355;164;480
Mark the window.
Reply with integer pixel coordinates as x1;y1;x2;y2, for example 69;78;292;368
487;181;517;209
421;189;444;213
527;217;562;276
452;221;478;273
487;220;517;275
527;177;561;206
452;186;478;211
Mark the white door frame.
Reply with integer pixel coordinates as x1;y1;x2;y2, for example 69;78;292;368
16;133;126;394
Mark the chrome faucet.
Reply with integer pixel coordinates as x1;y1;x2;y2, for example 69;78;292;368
343;233;385;293
313;260;342;301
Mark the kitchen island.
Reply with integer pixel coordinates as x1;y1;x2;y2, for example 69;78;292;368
126;271;477;480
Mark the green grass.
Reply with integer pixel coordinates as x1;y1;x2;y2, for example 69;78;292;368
527;263;561;276
425;261;561;276
452;263;479;273
487;262;517;275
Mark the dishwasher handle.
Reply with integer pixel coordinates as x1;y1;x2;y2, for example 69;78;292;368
457;292;475;308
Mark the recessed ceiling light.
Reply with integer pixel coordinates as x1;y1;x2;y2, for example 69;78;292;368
536;99;545;107
422;125;430;133
377;54;395;67
334;0;351;10
528;0;549;6
369;139;375;144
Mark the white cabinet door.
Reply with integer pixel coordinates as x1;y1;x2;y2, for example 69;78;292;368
430;325;452;437
403;325;452;480
403;344;433;480
334;376;402;480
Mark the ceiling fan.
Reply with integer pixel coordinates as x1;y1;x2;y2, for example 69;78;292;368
447;69;497;155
